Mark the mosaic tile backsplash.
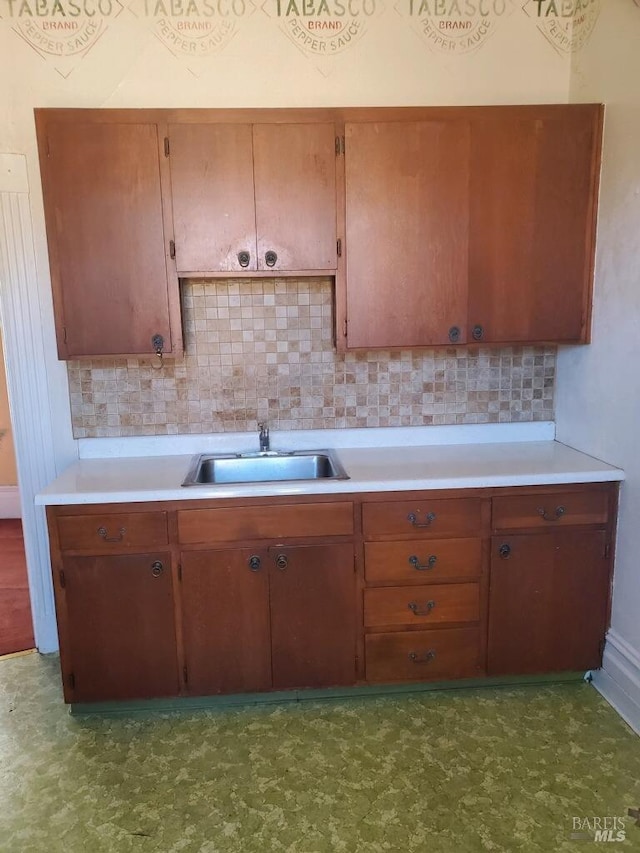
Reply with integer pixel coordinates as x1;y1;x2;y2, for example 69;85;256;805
68;279;556;438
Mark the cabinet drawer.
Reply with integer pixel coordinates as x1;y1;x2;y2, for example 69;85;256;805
363;498;482;539
366;627;481;683
365;538;481;584
57;512;169;552
177;501;353;544
364;583;480;629
492;489;609;531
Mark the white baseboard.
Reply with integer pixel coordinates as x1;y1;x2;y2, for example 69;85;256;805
591;630;640;735
0;485;20;518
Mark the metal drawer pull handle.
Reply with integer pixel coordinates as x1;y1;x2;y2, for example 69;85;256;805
151;561;163;577
265;250;278;267
275;554;288;570
248;555;261;572
537;505;566;522
409;554;437;571
97;526;126;542
408;650;436;664
408;600;436;616
237;251;250;268
407;511;436;528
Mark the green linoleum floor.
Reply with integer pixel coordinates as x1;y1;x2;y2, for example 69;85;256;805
0;654;639;853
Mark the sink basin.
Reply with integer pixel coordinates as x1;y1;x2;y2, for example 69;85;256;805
182;450;349;486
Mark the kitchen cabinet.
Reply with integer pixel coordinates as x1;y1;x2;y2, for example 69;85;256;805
361;495;487;684
338;104;602;350
44;481;617;706
468;105;602;344
35;113;181;359
177;502;356;695
167;121;338;274
343;119;470;349
488;486;614;676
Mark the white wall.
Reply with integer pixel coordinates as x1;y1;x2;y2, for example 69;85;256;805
557;1;640;733
0;3;586;648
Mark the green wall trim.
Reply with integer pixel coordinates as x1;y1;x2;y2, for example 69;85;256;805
69;671;589;717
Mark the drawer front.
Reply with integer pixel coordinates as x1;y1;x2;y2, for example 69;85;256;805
492;489;609;531
177;501;353;544
57;512;169;552
365;538;482;584
364;583;480;628
366;627;481;683
363;498;482;539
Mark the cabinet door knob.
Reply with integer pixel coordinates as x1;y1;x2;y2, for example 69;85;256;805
537;505;566;522
275;553;288;570
472;324;484;341
407;511;436;528
151;560;164;577
448;326;461;343
499;543;511;559
97;526;126;543
265;250;278;268
408;554;437;571
237;251;251;268
248;555;261;572
408;600;436;616
408;649;436;664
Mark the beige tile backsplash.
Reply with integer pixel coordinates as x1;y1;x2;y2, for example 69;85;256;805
68;279;555;438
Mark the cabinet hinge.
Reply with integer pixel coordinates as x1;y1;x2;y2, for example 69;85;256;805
164;137;170;157
183;665;188;685
169;239;176;260
62;326;67;344
604;542;611;559
68;672;75;690
354;553;357;573
343;317;348;338
335;135;345;156
337;238;342;258
59;569;66;589
178;563;182;581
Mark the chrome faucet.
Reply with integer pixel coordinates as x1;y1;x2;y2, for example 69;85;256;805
258;422;270;452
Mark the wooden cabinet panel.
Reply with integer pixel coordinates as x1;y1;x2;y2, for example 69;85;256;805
366;627;481;683
344;120;470;348
38;119;176;358
269;543;356;689
492;489;609;531
177;501;354;544
59;552;178;702
254;123;337;271
364;538;482;584
168;123;256;273
487;530;610;676
57;511;168;552
468;105;602;344
363;498;482;539
364;583;480;629
181;549;271;695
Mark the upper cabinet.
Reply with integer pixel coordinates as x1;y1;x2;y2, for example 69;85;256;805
35;105;602;360
467;105;602;345
337;104;603;350
344;119;471;349
35;113;181;360
167;121;338;275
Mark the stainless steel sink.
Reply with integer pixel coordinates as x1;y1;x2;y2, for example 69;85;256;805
182;449;349;486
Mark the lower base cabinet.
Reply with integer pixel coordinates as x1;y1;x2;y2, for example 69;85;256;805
46;482;617;705
181;543;356;696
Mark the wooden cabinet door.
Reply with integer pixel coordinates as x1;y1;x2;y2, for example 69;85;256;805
253;123;337;272
60;553;178;702
40;121;175;358
344;120;470;348
487;530;609;676
269;544;356;690
468;105;602;344
168;123;256;273
180;549;271;696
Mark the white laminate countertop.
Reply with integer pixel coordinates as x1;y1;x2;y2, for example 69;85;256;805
36;440;624;506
